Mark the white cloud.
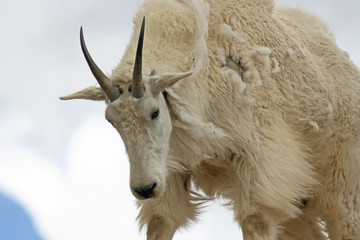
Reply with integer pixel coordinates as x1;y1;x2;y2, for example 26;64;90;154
0;117;142;240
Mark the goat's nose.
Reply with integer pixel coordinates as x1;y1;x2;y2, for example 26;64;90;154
132;183;157;199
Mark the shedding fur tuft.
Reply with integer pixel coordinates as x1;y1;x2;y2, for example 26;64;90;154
219;24;245;43
223;67;247;94
309;121;320;131
271;57;280;73
286;48;294;57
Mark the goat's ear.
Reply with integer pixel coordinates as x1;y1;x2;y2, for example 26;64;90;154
154;71;192;92
60;86;106;101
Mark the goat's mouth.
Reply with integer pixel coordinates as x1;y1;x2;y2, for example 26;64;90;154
130;177;164;200
131;182;158;200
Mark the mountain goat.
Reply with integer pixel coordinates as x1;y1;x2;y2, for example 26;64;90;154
61;0;360;239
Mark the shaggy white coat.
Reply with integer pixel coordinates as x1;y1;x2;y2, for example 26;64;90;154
63;0;360;239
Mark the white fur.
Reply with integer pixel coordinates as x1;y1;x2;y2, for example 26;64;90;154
62;0;360;239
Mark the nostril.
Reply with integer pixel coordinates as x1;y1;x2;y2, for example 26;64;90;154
133;183;157;199
149;182;157;192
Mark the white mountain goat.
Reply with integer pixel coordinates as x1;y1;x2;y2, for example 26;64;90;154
61;0;360;239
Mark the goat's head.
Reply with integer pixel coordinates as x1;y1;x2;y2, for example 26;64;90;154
61;17;191;200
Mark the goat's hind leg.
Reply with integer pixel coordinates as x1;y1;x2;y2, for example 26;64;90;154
321;141;360;239
279;213;326;240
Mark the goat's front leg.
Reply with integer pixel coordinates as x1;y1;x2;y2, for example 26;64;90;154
137;171;199;240
145;216;176;240
240;211;281;240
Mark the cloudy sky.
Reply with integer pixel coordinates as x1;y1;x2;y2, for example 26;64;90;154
0;0;359;239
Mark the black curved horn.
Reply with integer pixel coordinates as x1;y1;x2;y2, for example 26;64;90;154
80;27;119;102
132;17;146;98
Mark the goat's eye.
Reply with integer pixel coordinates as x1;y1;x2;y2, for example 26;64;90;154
151;109;160;120
115;85;124;95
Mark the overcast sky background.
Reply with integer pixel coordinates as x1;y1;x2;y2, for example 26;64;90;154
0;0;359;239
